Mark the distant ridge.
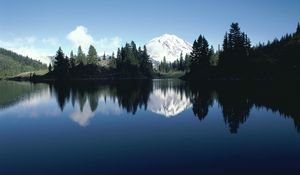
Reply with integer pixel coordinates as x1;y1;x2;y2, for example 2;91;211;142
0;48;46;77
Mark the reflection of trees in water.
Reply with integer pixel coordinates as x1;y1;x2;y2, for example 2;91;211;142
49;80;300;133
115;80;152;114
216;85;252;134
51;80;152;114
189;85;214;121
0;81;48;109
190;82;300;133
248;83;300;132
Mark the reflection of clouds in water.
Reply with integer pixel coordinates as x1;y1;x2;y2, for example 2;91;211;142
19;89;51;108
148;89;192;117
70;96;123;127
18;88;61;118
97;97;123;115
0;88;61;118
70;102;95;127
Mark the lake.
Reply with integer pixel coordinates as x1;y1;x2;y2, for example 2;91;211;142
0;79;299;174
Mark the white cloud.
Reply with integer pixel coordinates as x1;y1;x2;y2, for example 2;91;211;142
67;25;121;54
42;38;59;46
67;26;94;52
95;36;122;55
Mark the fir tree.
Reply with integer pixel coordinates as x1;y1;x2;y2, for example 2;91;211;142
70;51;76;68
48;63;52;72
76;46;86;65
87;45;97;65
179;52;184;71
112;52;115;59
219;23;251;77
53;47;69;76
103;52;106;61
190;35;211;74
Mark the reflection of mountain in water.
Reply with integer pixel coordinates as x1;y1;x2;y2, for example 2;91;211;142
148;79;191;117
1;80;300;133
50;80;300;132
148;88;191;117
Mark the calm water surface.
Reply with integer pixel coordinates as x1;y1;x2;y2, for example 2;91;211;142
0;80;299;174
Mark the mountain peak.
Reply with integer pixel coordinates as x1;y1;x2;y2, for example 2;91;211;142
146;34;192;63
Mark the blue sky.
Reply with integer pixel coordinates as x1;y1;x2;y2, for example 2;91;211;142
0;0;299;63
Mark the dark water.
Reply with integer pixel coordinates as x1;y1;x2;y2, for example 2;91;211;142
0;80;299;175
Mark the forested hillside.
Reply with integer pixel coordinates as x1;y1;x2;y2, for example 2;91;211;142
0;48;47;77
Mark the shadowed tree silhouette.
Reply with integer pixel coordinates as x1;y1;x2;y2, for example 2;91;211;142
216;84;252;133
219;23;251;78
190;85;214;121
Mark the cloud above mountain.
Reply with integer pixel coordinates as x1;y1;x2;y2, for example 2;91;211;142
67;25;121;55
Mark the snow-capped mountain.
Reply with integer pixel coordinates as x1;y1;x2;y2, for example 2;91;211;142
146;34;192;63
147;88;192;117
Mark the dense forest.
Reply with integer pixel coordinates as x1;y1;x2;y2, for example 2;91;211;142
45;41;153;80
186;22;300;80
0;48;46;77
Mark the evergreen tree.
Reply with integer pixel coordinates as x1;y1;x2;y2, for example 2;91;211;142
219;23;251;78
190;35;211;74
53;47;69;76
162;56;168;72
112;52;115;59
103;52;106;60
141;45;153;76
48;63;52;72
87;45;97;65
115;42;153;77
184;54;191;72
76;46;86;65
297;22;300;35
179;52;184;71
70;51;76;68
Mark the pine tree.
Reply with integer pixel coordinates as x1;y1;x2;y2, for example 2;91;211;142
87;45;97;65
76;46;86;65
116;48;122;69
141;45;152;75
103;53;106;61
48;63;52;72
297;22;300;34
162;56;168;72
53;47;69;76
184;54;191;71
179;52;184;71
70;51;76;68
219;23;251;78
112;52;115;59
190;35;210;74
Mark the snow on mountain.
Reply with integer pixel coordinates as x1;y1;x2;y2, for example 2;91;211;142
147;88;192;117
146;34;192;63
